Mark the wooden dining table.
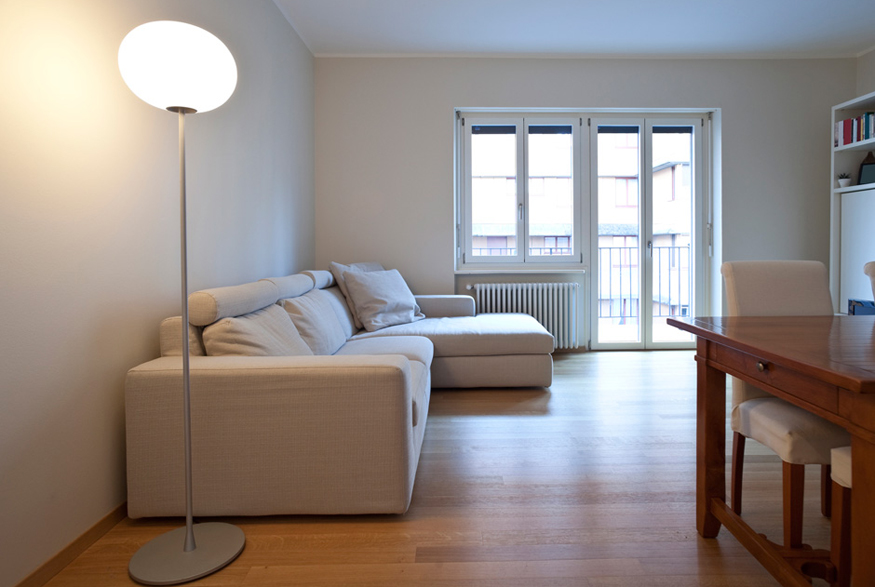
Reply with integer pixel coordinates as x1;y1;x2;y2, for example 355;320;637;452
667;315;875;587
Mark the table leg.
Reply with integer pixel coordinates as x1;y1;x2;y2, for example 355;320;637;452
851;435;875;586
697;338;725;538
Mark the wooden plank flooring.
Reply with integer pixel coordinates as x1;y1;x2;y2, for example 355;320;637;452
42;351;832;586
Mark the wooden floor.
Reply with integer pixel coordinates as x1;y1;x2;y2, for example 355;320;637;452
44;351;833;587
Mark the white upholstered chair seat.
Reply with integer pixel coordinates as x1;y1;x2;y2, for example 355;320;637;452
734;398;850;464
831;446;852;489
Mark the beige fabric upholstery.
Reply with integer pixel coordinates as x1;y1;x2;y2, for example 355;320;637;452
734;398;850;464
321;286;358;338
281;289;348;355
304;269;335;290
126;354;428;517
261;274;313;300
188;280;279;327
865;261;875;300
431;354;553;388
723;260;834;406
722;260;834;317
415;295;475;318
202;304;313;357
127;269;555;518
831;446;852;489
336;336;434;369
329;261;384;329
344;269;425;332
721;260;849;464
351;313;554;357
159;316;205;356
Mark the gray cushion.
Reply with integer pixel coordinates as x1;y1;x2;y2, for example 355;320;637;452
351;313;554;356
203;304;313;357
281;289;348;355
328;261;384;329
344;269;425;332
322;286;357;339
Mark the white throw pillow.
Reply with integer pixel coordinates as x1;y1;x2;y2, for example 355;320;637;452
203;304;314;356
343;269;425;332
328;261;384;330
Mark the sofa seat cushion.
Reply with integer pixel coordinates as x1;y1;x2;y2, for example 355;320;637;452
350;313;554;357
336;336;434;370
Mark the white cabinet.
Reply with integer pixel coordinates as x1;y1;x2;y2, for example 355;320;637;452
829;90;875;311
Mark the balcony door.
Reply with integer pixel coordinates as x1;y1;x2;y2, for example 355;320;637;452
591;117;704;349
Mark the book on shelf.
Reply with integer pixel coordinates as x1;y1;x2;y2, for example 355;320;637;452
836;112;875;146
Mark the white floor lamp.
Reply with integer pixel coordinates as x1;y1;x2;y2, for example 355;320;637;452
119;21;245;585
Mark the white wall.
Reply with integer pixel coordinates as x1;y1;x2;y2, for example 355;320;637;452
858;48;875;95
0;2;313;585
315;58;856;295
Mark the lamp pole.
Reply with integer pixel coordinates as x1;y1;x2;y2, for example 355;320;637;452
120;21;245;585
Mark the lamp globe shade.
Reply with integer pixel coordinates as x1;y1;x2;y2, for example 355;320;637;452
119;21;237;113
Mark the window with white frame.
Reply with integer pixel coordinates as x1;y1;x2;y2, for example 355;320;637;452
458;116;582;268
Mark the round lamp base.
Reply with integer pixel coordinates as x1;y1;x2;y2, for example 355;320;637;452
129;522;245;585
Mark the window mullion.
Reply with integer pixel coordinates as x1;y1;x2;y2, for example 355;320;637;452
520;118;528;262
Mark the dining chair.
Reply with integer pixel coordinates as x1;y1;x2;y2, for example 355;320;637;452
721;260;851;548
830;446;852;587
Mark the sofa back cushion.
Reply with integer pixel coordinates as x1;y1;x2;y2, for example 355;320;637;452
344;269;425;332
281;289;348;355
202;304;313;356
188;280;280;327
261;273;313;299
321;286;357;339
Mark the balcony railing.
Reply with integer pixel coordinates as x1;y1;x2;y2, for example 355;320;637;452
598;245;690;319
471;247;572;256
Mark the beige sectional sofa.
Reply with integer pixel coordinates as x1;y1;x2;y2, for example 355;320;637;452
125;267;553;518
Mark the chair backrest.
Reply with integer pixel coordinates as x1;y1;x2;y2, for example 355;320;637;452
865;261;875;300
721;260;834;317
721;260;834;405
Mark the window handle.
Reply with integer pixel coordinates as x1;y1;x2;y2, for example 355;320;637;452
518;203;524;221
647;240;653;258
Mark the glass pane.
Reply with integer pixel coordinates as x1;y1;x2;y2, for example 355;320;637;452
597;126;640;343
470;125;517;257
528;125;573;256
651;126;694;343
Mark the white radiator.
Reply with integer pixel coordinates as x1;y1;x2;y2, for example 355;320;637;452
470;282;580;350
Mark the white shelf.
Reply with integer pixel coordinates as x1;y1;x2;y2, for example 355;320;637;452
834;183;875;195
834;89;875;112
834;136;875;153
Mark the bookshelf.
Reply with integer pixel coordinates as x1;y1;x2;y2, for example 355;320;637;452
830;89;875;312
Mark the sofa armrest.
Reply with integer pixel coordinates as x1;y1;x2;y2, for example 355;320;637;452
415;295;475;317
125;354;420;517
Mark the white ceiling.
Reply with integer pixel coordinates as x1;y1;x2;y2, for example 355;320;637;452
273;0;875;59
